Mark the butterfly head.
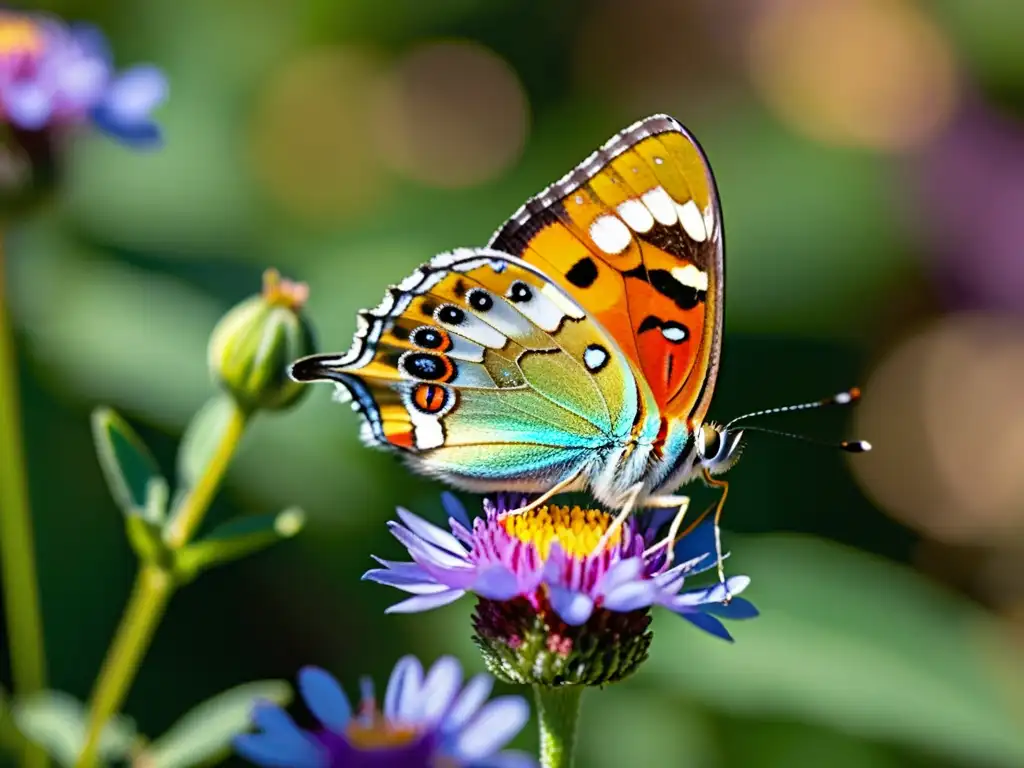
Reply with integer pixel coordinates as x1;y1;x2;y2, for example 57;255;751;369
695;422;744;476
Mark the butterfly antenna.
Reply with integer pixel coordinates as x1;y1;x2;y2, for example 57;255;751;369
725;387;862;430
738;425;871;453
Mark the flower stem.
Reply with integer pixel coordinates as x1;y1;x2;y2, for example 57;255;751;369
76;401;248;768
0;233;49;768
533;685;583;768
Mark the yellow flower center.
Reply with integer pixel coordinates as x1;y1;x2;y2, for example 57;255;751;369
0;15;42;58
500;504;620;559
345;716;420;750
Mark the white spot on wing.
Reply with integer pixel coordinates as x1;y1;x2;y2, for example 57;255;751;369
588;215;632;254
677;200;708;242
583;345;608;372
661;326;687;342
670;264;708;292
408;410;444;450
616;199;654;232
436;307;506;349
641;186;677;226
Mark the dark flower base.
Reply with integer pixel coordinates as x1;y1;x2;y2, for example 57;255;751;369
472;595;652;687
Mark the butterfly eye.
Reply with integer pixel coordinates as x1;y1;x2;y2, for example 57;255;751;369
412;327;448;350
697;425;721;460
437;305;465;325
507;281;533;303
467;289;494;312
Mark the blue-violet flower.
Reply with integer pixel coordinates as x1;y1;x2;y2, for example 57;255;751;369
235;655;536;768
363;494;758;686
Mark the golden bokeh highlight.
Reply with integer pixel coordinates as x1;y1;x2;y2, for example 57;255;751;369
248;46;390;222
748;0;958;151
371;40;529;189
852;314;1024;544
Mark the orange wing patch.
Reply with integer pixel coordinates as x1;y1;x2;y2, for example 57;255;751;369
489;114;724;425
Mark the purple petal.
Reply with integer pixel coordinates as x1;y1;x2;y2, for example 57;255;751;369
548;586;594;626
367;557;433;580
701;596;759;620
602;580;658;612
418;656;463;725
442;491;472;528
453;696;530;760
472;565;522;601
442;673;494;734
672;520;718;564
362;568;449;594
3;86;55;130
100;65;167;120
90;108;162;148
679;610;734;641
595;557;644;595
297;667;351;733
384;589;466;614
384;656;424;721
396;506;468;556
473;752;539;768
670;576;750;609
450;516;475;545
389;522;471;570
233;733;323;768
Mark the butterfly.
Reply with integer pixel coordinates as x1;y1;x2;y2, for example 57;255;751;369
289;114;866;581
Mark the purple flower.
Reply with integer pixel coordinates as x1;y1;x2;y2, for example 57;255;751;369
0;11;166;147
235;655;536;768
363;494;758;686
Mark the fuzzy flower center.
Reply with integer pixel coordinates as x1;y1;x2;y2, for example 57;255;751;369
344;712;420;750
0;16;42;59
500;504;621;559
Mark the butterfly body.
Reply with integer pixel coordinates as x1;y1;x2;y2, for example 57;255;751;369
290;114;732;512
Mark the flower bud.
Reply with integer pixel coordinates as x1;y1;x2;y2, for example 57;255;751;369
208;269;315;412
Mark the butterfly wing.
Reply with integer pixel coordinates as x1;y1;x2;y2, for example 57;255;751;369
290;248;652;493
489;114;724;429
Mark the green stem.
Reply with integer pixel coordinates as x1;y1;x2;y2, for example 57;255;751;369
76;401;248;768
0;234;48;768
533;685;583;768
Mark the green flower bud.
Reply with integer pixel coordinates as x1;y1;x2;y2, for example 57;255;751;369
208;269;315;412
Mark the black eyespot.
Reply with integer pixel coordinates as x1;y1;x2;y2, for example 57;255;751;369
412;327;444;350
401;352;452;382
508;281;533;303
566;257;598;288
438;305;465;325
468;289;493;312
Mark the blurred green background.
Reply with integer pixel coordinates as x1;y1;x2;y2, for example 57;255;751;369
4;0;1024;765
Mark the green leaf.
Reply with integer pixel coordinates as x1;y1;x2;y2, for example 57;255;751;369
142;681;291;768
176;394;236;492
91;407;168;522
12;690;137;767
173;508;305;583
641;534;1024;767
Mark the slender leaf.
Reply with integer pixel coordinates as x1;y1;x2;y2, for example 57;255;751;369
176;394;236;493
142;681;291;768
12;690;137;767
91;407;167;522
174;509;305;582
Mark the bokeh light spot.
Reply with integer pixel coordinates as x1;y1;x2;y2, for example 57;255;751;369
371;40;528;189
248;47;390;223
852;313;1024;543
749;0;958;151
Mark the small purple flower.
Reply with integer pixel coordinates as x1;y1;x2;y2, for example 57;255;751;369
0;11;166;147
364;494;758;686
235;655;536;768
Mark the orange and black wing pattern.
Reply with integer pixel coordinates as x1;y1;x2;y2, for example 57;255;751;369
488;114;724;427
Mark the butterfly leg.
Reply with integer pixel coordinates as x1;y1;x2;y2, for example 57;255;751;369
503;471;583;516
640;494;690;566
701;467;732;602
592;481;645;555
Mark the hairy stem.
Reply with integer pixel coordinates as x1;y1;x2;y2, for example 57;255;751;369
534;685;583;768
